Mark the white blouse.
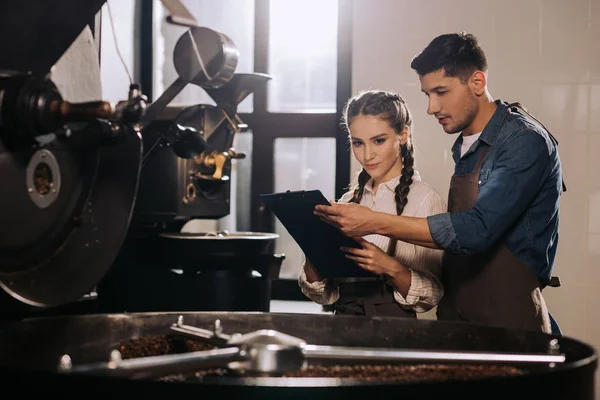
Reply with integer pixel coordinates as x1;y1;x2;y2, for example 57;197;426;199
298;171;447;313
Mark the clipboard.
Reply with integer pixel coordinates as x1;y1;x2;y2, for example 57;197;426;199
260;190;377;279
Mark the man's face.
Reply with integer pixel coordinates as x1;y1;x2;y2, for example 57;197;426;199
419;69;479;135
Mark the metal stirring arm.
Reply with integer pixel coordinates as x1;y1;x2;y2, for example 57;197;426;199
169;317;566;366
302;345;566;365
59;347;245;379
57;317;567;380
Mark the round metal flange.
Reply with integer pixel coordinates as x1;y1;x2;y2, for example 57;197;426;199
0;127;142;307
25;149;61;209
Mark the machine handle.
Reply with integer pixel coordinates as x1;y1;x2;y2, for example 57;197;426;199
48;100;113;120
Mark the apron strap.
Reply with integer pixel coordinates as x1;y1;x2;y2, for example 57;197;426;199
473;144;491;171
506;102;567;193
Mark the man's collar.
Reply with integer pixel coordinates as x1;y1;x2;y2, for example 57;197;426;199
479;100;509;146
450;100;509;161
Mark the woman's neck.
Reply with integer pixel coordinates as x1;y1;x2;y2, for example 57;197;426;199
371;159;403;195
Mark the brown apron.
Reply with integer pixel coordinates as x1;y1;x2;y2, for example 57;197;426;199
437;144;552;333
333;240;416;318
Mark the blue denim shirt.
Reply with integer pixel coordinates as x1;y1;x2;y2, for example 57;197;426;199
427;100;564;285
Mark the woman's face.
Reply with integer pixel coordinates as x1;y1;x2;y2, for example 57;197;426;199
349;114;406;184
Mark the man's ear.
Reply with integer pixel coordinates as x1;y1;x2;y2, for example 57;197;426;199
470;70;487;96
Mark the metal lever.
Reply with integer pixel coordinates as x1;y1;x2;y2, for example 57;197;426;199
193;148;246;181
139;77;187;128
227;148;246;160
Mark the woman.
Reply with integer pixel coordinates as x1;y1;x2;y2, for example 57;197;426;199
298;89;446;318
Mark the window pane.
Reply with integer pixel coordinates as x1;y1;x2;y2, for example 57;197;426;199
100;0;136;104
153;0;255;112
273;138;336;279
267;0;338;113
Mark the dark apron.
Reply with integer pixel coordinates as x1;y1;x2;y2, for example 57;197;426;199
437;106;562;334
333;240;417;318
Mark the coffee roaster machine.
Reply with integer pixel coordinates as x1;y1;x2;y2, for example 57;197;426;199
0;1;597;398
0;0;282;317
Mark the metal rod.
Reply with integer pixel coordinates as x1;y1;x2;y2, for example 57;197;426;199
61;347;245;379
303;345;566;365
139;76;187;127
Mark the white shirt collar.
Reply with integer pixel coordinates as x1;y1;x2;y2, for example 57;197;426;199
364;170;422;193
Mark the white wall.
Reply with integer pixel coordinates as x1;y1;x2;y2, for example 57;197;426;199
351;0;600;392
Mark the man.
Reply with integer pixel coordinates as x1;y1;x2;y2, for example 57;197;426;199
315;32;565;335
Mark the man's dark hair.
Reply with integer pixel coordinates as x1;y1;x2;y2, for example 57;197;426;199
410;32;488;83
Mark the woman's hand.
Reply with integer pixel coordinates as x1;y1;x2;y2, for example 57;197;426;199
341;237;402;276
342;237;412;297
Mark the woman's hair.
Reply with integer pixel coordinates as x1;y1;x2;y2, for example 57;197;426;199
342;89;415;216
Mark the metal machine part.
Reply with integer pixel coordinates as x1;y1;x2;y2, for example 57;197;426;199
25;149;62;209
159;0;200;29
0;0;257;310
95;231;284;313
0;312;595;398
0;0;106;75
0;1;150;307
139;26;239;127
133;73;271;222
0;79;145;307
158;231;280;260
0;71;147;147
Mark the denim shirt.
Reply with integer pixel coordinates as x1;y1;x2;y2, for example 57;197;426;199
427;100;564;285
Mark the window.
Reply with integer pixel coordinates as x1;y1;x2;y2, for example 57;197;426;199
99;0;136;104
274;137;337;279
267;0;338;113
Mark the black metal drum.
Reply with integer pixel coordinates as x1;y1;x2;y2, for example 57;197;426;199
0;312;596;399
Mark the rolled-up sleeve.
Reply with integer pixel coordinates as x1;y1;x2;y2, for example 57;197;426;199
298;259;339;305
428;129;552;256
427;212;461;253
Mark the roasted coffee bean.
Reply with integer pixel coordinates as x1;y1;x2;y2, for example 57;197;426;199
118;335;214;359
284;364;523;382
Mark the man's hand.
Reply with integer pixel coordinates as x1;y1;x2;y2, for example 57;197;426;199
314;201;378;237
